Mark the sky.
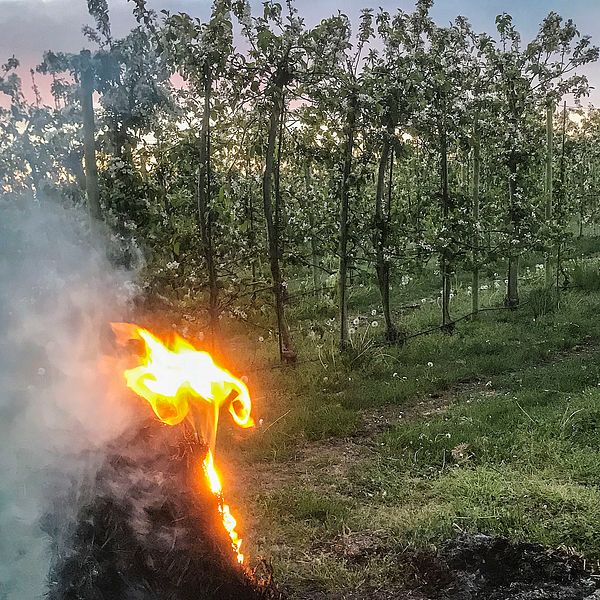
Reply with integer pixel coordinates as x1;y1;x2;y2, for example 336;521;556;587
1;0;600;104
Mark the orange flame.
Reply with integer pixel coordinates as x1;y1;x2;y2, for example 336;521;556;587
203;449;244;563
111;322;252;564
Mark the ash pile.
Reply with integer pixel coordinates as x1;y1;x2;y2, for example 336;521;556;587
45;421;280;600
412;533;600;600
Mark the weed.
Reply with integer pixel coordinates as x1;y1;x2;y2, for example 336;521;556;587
527;285;558;318
572;262;600;291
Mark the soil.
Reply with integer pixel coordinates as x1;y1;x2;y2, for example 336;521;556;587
90;312;600;600
232;379;483;498
230;342;600;600
234;336;600;515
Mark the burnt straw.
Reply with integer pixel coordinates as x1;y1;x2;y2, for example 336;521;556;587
45;420;282;600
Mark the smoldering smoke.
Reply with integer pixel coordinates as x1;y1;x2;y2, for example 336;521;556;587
0;201;140;599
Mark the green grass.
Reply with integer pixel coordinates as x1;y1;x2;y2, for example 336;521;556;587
572;235;600;258
262;488;353;527
241;344;600;595
572;261;600;291
238;288;600;461
211;258;600;597
362;341;600;552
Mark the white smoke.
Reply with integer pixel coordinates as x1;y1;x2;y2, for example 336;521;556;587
0;201;141;599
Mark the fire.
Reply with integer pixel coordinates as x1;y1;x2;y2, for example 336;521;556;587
111;322;253;564
203;449;244;562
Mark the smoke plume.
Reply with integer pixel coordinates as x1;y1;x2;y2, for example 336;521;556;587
0;201;140;599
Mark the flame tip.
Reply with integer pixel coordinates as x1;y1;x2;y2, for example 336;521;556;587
118;323;252;565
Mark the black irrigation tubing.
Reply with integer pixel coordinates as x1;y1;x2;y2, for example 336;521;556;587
228;270;579;369
242;302;534;374
238;277;579;338
288;292;423;312
382;302;531;345
287;286;333;300
229;313;274;332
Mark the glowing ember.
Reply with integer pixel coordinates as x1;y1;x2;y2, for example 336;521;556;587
111;322;253;564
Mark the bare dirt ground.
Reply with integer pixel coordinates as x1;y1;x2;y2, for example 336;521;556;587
236;336;600;502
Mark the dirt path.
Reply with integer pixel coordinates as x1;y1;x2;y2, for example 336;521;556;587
231;336;600;502
232;375;492;496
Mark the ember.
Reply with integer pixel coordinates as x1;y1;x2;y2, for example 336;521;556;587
111;322;253;565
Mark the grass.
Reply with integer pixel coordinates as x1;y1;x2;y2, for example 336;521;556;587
209;259;600;597
230;287;600;463
572;261;600;291
238;339;600;593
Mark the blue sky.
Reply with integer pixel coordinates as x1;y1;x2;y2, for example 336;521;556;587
1;0;600;103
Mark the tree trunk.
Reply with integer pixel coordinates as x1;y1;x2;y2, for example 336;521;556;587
303;161;321;298
440;111;452;330
544;100;554;286
557;100;568;297
374;130;397;342
79;50;101;223
507;256;519;306
471;117;481;319
505;156;520;308
264;83;296;362
415;140;423;236
275;98;286;262
197;65;219;346
245;154;258;298
338;93;357;349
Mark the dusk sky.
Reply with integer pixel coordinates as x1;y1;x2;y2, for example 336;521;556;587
2;0;600;104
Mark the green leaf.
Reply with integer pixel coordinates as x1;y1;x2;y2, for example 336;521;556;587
257;29;275;52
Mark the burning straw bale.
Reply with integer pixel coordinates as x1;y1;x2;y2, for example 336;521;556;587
46;421;281;600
